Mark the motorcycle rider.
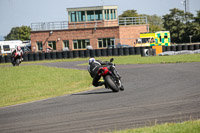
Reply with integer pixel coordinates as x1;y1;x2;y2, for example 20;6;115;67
88;58;123;90
11;46;23;65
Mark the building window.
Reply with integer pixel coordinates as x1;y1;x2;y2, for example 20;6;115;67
111;10;116;20
48;41;56;50
3;45;10;51
95;10;103;20
104;10;111;20
78;11;85;21
73;39;90;49
63;40;69;48
98;38;115;48
37;42;43;51
87;11;95;21
70;11;77;22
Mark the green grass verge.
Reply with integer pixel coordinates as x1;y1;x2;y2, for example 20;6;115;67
0;65;92;107
0;58;89;66
79;54;200;65
107;120;200;133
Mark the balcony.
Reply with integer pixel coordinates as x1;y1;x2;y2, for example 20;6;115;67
31;16;148;31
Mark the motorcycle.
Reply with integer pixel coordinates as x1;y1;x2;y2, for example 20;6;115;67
98;58;124;92
12;51;23;66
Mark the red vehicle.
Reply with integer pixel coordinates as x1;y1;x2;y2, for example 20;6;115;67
98;58;124;92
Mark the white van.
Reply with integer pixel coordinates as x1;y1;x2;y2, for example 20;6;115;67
0;40;24;56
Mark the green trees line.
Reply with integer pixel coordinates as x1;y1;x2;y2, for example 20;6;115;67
4;8;200;43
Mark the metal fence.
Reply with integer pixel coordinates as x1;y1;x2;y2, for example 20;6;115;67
118;16;148;25
31;21;68;31
31;16;148;31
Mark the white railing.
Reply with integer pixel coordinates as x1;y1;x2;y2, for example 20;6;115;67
118;16;148;25
31;21;68;31
31;16;148;31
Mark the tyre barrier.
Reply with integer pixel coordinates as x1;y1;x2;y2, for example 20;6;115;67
0;56;5;63
129;47;135;55
95;49;101;57
23;53;28;61
141;48;150;57
56;52;62;59
68;51;73;58
50;52;56;60
182;45;188;50
162;46;166;52
194;44;199;50
45;52;51;60
89;50;95;57
176;45;182;51
34;53;39;61
152;49;156;56
84;50;90;58
62;51;68;58
165;46;171;51
5;55;11;63
188;45;194;50
112;48;118;56
101;49;107;56
107;48;112;56
79;50;85;58
1;44;200;64
140;47;145;55
170;46;176;51
73;51;79;58
118;48;123;56
28;53;34;61
135;47;141;55
39;53;45;60
123;48;129;55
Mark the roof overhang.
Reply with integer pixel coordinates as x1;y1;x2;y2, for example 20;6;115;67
67;5;118;12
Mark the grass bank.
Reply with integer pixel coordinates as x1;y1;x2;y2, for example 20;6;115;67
79;54;200;66
0;65;92;107
107;120;200;133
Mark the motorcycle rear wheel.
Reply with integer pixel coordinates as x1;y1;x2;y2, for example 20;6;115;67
104;75;119;92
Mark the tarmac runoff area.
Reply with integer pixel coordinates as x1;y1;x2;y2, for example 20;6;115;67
0;62;199;133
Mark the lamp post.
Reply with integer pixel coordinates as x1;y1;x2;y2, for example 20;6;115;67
189;35;192;44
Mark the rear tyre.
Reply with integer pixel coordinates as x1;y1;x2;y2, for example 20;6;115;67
104;75;119;92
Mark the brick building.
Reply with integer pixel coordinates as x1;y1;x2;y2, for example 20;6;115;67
30;6;149;52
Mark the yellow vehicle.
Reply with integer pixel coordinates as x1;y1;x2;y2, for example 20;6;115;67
135;31;170;47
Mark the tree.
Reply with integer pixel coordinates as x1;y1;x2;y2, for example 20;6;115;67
163;8;200;43
143;14;164;32
5;26;31;41
119;10;163;32
194;10;200;24
119;9;139;17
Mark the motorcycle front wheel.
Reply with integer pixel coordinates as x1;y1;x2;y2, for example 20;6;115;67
16;59;20;66
104;75;119;92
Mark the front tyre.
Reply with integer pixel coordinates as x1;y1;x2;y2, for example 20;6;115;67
104;75;119;92
16;59;20;66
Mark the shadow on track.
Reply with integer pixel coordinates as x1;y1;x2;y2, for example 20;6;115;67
72;90;113;96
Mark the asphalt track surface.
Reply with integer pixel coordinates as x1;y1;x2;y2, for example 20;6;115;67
0;62;200;133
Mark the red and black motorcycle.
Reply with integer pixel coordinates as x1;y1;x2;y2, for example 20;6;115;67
98;58;124;92
11;51;23;66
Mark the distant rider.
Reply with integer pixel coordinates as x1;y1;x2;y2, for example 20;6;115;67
12;46;23;64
